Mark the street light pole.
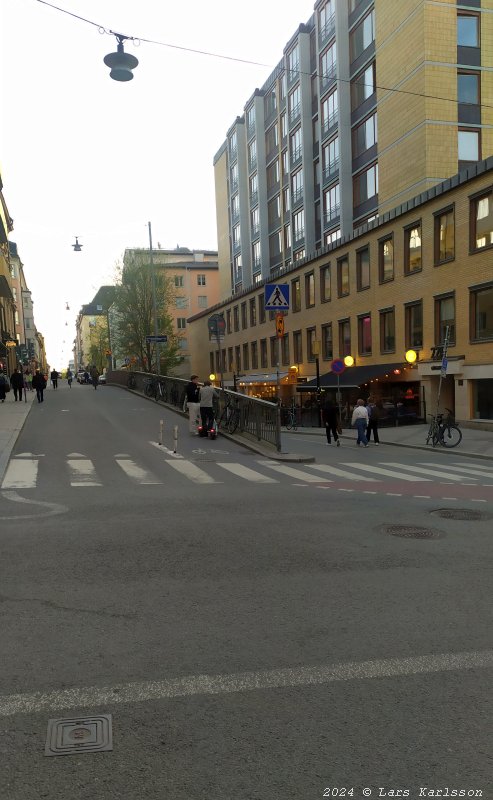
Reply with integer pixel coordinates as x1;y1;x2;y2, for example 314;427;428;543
148;221;160;374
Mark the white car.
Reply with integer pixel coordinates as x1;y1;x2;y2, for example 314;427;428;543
98;373;106;384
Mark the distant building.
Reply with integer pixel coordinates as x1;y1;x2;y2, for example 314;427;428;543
74;286;116;372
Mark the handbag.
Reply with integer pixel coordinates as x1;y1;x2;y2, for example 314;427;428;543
336;423;342;434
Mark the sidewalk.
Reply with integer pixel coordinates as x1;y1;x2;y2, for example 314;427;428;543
0;392;35;482
285;421;493;460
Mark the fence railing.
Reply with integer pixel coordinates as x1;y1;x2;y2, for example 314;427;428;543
108;370;281;451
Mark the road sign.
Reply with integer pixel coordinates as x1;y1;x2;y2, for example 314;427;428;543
146;335;168;343
265;283;289;310
440;356;448;378
124;357;131;365
331;358;346;375
275;313;284;338
208;314;226;336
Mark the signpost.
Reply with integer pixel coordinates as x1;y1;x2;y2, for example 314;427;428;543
145;335;168;344
265;284;289;310
435;325;450;420
331;359;347;433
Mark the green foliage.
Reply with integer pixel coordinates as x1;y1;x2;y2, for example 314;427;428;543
112;253;182;374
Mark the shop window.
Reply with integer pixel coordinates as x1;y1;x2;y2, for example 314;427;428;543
470;284;493;341
471;192;493;250
473;379;493;420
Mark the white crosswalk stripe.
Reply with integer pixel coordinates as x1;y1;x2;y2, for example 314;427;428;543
165;460;221;484
217;463;278;483
1;458;39;489
381;462;475;482
115;458;162;484
257;460;330;482
305;464;379;482
67;458;101;487
341;463;431;482
445;463;493;479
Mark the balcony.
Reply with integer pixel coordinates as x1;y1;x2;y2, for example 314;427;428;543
320;63;337;93
322;157;340;183
319;13;336;46
324;205;340;226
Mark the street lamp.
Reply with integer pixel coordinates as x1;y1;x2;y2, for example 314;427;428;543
405;349;417;364
104;34;139;82
344;355;355;367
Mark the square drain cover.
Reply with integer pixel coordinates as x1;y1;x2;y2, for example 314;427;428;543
45;715;113;757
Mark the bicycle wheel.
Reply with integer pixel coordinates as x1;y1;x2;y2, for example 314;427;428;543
227;410;239;434
285;415;294;431
439;424;462;448
144;382;154;398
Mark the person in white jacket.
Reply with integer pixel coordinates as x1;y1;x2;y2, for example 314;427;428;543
351;398;369;447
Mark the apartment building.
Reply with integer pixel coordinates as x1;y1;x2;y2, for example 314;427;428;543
190;157;493;424
214;0;493;296
0;171;16;374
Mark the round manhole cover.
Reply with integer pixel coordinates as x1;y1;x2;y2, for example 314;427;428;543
430;508;490;522
382;524;443;539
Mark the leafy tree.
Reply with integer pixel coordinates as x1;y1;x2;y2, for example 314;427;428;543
88;317;110;372
112;252;181;374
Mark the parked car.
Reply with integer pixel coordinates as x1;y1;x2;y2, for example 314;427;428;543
77;371;89;384
98;373;106;384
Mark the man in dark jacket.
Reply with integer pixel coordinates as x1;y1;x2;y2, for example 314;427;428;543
32;369;46;403
185;375;201;434
10;368;24;402
322;398;340;446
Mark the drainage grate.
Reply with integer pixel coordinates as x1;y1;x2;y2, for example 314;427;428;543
45;715;113;757
430;508;490;522
382;524;443;539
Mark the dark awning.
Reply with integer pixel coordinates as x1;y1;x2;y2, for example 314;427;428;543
0;274;14;300
297;362;406;391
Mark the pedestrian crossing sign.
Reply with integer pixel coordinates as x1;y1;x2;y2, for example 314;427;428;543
265;283;289;310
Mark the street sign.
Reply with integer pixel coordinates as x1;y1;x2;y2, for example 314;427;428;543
146;335;168;343
265;283;289;310
124;356;131;365
440;356;448;378
331;358;346;375
275;313;284;338
208;313;226;335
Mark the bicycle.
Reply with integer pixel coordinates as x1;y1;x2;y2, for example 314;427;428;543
127;372;136;390
284;408;298;431
217;394;241;434
426;408;462;448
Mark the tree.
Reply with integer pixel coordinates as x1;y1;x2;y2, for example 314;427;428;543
112;253;182;374
88;317;110;372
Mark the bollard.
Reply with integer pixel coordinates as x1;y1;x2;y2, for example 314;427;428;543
159;419;164;446
173;424;178;454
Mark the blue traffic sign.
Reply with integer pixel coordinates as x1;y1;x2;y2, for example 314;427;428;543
265;283;289;310
331;358;346;375
146;335;168;344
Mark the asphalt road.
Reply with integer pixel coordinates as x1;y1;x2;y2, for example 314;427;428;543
1;383;492;799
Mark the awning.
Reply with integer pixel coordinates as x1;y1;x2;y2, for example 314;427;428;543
0;274;13;300
297;362;407;391
237;371;288;385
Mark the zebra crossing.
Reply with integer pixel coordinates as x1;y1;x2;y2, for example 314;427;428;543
2;452;493;490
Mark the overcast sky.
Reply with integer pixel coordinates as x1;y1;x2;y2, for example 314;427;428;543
1;0;314;367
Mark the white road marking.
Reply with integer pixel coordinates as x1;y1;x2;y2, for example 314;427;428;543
414;495;431;499
363;491;377;494
386;493;402;496
341;463;430;481
471;498;486;503
1;649;491;718
66;452;87;459
382;462;479;482
67;459;101;487
165;460;220;484
306;464;378;482
217;463;278;483
338;488;354;492
149;441;183;459
1;459;39;489
115;459;162;484
0;490;68;520
258;461;327;483
441;497;458;501
432;463;493;479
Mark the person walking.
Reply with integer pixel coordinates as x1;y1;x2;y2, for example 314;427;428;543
90;365;100;390
322;397;340;446
32;369;46;403
50;369;59;390
0;372;9;402
366;397;382;445
67;368;73;388
185;374;201;434
10;368;24;402
25;369;33;391
351;398;369;447
199;380;218;435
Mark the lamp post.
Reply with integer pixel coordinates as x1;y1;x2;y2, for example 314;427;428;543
312;340;322;426
148;221;160;375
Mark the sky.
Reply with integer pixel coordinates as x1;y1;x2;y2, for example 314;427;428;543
1;0;315;368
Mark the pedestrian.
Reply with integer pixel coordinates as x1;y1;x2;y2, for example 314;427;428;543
32;369;46;403
322;397;340;446
10;368;24;402
25;369;33;391
351;398;369;447
366;397;382;445
67;368;73;388
184;374;201;434
90;365;100;389
199;380;219;435
50;368;59;389
0;372;9;402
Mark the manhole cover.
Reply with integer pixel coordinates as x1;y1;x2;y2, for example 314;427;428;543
430;508;490;521
45;715;113;756
382;524;442;539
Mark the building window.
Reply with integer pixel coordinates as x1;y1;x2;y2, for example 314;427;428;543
435;294;456;345
457;13;479;47
379;236;394;282
321;88;338;133
268;195;281;227
405;223;422;274
233;255;242;286
472;192;493;250
292;277;301;312
291;170;304;205
293;209;305;243
470;284;493;341
352;113;377;158
229;130;237;159
320;41;337;86
258;295;266;324
434;207;455;264
233;306;239;332
287;44;299;78
322;323;333;360
174;276;184;288
306;328;317;361
458;129;480;165
252;240;261;269
293;330;303;363
226;309;232;334
353;163;378;207
176;297;188;309
351;62;376;110
305;272;315;307
177;318;186;330
281;334;290;365
198;296;208;308
324;183;340;223
380;308;395;354
270;336;278;367
405;302;423;349
284;223;291;250
288;85;301;121
242;343;250;372
241;302;247;330
356;247;370;290
320;264;331;302
249;173;258;204
251;341;258;370
322;136;339;179
458;72;479;105
249;298;257;327
248;139;257;171
338;319;351;358
294;248;305;262
349;9;375;62
267;158;280;190
233;224;241;248
227;347;234;372
358;314;372;356
196;274;206;286
265;122;279;155
337;256;350;297
283;186;290;214
234;346;241;374
326;228;341;246
269;231;282;261
290;127;302;164
251;207;260;236
231;193;239;219
260;338;268;368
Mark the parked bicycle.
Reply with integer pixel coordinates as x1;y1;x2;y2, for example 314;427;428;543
217;394;241;434
127;372;136;390
143;376;167;402
284;406;298;431
426;408;462;448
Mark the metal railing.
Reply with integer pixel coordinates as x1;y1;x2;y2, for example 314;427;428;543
108;370;281;451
